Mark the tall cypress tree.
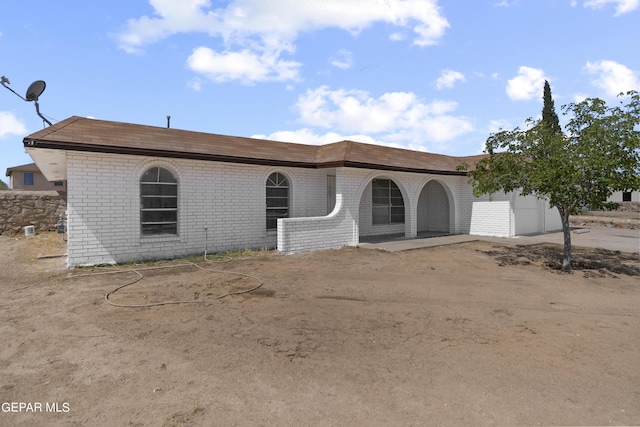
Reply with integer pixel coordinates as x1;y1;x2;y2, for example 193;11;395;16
542;80;561;134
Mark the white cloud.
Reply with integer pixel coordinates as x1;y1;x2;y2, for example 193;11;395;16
114;0;216;54
253;86;475;154
573;93;588;103
329;49;353;70
291;86;473;146
187;45;302;84
0;112;27;138
252;127;459;156
584;60;639;96
115;0;450;83
252;128;381;146
582;0;639;15
436;69;466;90
506;66;547;101
116;0;451;49
488;119;513;133
187;77;203;91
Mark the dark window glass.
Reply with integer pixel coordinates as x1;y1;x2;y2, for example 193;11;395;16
266;172;289;230
24;172;34;186
141;183;178;196
140;167;178;236
371;179;404;224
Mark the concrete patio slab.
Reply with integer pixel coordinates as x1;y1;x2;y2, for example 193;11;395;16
358;226;639;254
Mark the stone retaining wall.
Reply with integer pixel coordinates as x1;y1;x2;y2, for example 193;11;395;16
0;191;66;236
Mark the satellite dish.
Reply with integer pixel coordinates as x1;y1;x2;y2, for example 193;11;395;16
25;80;46;101
1;76;52;126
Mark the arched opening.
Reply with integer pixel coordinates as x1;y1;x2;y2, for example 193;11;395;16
417;180;451;236
358;177;406;240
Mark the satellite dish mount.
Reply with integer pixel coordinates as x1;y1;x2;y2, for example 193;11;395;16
1;76;53;127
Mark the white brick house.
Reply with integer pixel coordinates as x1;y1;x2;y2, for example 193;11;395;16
24;116;561;266
607;190;640;203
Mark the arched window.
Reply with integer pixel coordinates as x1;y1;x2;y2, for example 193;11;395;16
140;167;178;235
372;178;404;224
266;172;289;230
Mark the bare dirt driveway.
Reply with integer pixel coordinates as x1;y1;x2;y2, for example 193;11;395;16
1;231;639;426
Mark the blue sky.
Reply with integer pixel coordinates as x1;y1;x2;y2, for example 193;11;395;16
1;0;639;186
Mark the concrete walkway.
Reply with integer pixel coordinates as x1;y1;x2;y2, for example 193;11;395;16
359;226;640;254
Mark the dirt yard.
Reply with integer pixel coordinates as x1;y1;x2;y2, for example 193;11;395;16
1;232;638;426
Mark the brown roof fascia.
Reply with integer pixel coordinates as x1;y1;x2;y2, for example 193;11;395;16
25;139;320;169
339;161;468;176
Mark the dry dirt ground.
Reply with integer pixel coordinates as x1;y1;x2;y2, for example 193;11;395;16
1;231;639;426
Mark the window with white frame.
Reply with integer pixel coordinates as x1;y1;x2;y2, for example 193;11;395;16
140;167;178;236
372;179;404;224
266;172;289;230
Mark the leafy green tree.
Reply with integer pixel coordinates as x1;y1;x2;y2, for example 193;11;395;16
0;180;8;190
460;90;640;271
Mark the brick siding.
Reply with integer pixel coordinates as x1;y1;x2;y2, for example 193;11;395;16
65;152;559;265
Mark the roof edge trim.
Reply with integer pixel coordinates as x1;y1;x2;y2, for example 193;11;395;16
24;140;319;169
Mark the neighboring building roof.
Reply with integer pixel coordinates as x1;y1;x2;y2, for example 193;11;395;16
24;116;486;176
5;162;40;177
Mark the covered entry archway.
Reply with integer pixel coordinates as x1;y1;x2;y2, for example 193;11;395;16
417;179;453;236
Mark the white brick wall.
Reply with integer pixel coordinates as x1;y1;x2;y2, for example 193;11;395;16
514;193;541;235
278;168;361;253
278;169;469;252
66;152;559;264
277;167;556;252
469;199;514;237
607;190;640;202
66;152;329;266
544;201;562;232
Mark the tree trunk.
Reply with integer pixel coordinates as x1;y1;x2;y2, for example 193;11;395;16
559;207;572;271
